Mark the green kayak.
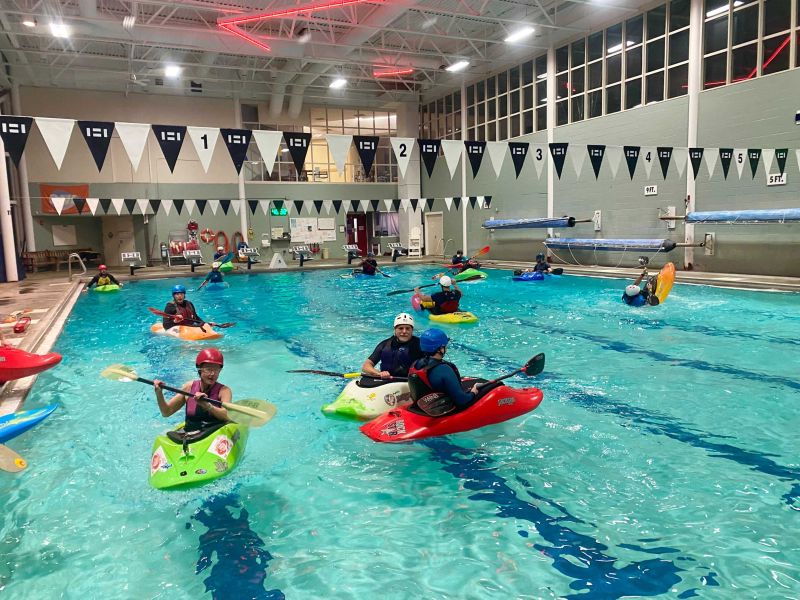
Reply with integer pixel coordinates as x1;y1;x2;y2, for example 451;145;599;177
454;268;487;281
94;284;120;292
149;420;249;489
218;261;234;273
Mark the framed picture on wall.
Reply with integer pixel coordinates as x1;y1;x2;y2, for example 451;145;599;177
52;224;77;246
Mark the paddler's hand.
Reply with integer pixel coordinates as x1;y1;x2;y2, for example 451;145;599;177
153;379;164;390
414;287;421;293
194;393;212;409
379;370;392;379
470;383;481;394
173;314;184;323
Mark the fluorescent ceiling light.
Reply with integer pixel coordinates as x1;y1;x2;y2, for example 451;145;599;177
706;1;741;18
50;22;69;38
164;64;182;78
536;73;547;80
607;40;635;54
22;18;36;27
123;15;136;30
446;60;469;73
504;26;535;43
329;77;347;89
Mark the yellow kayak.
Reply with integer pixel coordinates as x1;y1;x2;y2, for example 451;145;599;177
654;262;675;304
428;311;479;324
149;322;222;341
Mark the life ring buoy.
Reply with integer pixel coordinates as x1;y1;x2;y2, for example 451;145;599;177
214;230;229;253
232;231;244;252
200;228;215;244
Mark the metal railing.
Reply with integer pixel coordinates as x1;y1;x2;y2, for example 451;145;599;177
441;238;454;259
67;253;87;281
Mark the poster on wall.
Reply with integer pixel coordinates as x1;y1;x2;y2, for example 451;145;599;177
52;224;77;246
289;217;319;243
40;183;90;215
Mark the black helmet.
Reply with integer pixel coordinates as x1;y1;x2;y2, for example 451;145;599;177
536;253;545;261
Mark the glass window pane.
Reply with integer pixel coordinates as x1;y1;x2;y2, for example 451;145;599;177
705;15;728;54
606;24;623;54
646;71;665;102
556;100;569;125
572;94;585;122
487;76;496;96
625;78;642;109
523;86;533;110
536;80;547;104
647;38;665;71
487;121;496;141
764;0;791;35
669;29;690;64
510;90;520;113
466;85;474;105
667;64;688;97
704;52;728;87
444;95;453;113
648;5;666;39
510;66;520;89
535;55;548;78
476;102;485;125
436;98;444;114
556;45;570;71
498;71;508;94
556;72;569;100
523;110;534;134
522;61;534;85
607;53;622;84
588;31;604;60
498;119;507;141
498;94;508;118
732;42;757;80
670;0;691;31
762;34;791;74
733;4;759;45
627;46;643;77
510;116;520;138
453;91;461;109
487;98;496;120
467;105;475;128
571;67;585;94
606;85;621;114
627;15;644;45
572;39;586;66
589;61;603;88
705;0;728;18
588;89;603;118
536;106;547;130
476;80;485;102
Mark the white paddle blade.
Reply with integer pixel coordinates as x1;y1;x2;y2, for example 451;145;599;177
100;364;138;382
0;445;27;472
228;399;276;428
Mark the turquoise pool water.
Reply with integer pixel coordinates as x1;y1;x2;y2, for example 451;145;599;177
2;266;799;598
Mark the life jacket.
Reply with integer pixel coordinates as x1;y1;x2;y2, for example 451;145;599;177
533;262;549;273
165;300;198;327
432;291;460;314
378;337;416;377
362;259;377;275
97;275;112;286
207;271;224;283
408;357;462;403
185;380;225;431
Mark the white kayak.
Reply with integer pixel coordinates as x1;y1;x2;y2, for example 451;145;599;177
321;377;411;420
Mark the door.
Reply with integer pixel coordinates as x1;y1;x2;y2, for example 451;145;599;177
424;212;443;257
347;213;368;256
102;216;135;266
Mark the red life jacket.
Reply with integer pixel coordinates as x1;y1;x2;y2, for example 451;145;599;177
407;358;462;402
185;380;225;431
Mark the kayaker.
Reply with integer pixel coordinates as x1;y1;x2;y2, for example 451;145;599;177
522;253;552;274
622;269;659;307
198;262;225;290
152;348;230;431
162;285;208;329
415;276;462;315
407;328;480;417
356;252;380;276
451;250;466;266
213;246;227;261
361;313;423;379
84;264;122;291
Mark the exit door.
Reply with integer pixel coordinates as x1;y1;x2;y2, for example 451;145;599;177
347;213;368;256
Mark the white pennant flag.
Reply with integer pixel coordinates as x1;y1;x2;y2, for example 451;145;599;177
486;142;507;178
734;148;746;179
86;198;99;215
252;131;283;176
761;148;775;176
163;199;173;216
570;144;586;178
35;117;75;170
51;196;66;215
259;200;270;216
390;137;415;178
326;134;352;174
232;200;241;215
705;148;718;178
323;199;333;215
384;199;393;212
185;199;196;216
795;150;800;174
187;127;220;173
400;198;411;212
673;147;688;179
115;122;151;172
444;197;453;211
136;199;150;215
642;146;656;179
533;143;547;179
112;198;125;215
359;199;369;213
440;140;463;179
606;146;623;179
209;200;220;215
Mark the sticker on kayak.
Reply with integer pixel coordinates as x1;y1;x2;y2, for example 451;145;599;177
150;446;172;475
380;419;406;437
497;397;515;407
214;459;228;473
209;435;232;459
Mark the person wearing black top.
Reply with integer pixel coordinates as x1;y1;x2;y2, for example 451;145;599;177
361;313;423;378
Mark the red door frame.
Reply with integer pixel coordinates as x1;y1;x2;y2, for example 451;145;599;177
347;213;369;256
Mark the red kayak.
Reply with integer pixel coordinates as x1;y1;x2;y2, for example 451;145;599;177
360;383;543;443
0;347;62;383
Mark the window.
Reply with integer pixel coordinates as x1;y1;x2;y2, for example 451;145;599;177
669;29;690;64
668;64;689;97
646;71;665;102
648;6;667;39
704;52;727;87
625;78;642;108
572;39;586;66
733;4;759;45
627;15;644;45
670;0;690;31
606;84;622;113
588;31;604;60
705;15;728;54
556;45;570;71
627;46;643;77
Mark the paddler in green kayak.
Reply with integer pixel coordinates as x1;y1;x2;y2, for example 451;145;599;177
153;348;230;430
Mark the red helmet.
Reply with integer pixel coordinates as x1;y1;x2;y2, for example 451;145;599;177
195;348;224;368
99;264;107;271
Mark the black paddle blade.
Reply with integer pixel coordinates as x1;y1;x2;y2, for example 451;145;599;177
522;353;545;376
387;288;413;296
287;369;343;376
551;268;564;275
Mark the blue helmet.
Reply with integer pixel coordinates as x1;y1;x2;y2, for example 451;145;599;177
172;284;187;294
420;328;449;352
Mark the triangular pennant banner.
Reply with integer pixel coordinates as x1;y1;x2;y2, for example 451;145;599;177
209;200;219;215
624;146;640;179
354;135;379;177
323;200;333;215
220;128;252;174
464;141;486;178
468;196;478;209
326;134;352;174
483;196;493;209
391;199;401;212
774;149;788;174
293;200;305;214
359;199;369;213
761;149;775;176
99;198;112;214
51;197;66;215
689;148;704;179
185;199;196;216
747;149;761;179
313;200;324;214
570;144;586;178
136;198;150;215
232;200;241;215
248;200;259;214
383;199;393;212
115;122;151;171
606;146;622;179
86;198;100;215
252;130;283;176
418;139;441;177
173;199;184;215
440;140;463;179
390;137;414;178
400;199;410;212
258;200;270;216
332;200;342;214
733;149;746;179
123;198;136;214
508;142;529;178
657;147;673;179
673;147;688;179
0;116;34;166
425;198;435;211
410;198;419;212
78;121;114;171
73;197;86;214
453;197;462;211
187;127;220;173
163;199;173;216
705;148;718;178
220;199;231;215
196;199;207;215
111;198;125;215
152;125;187;172
719;148;733;179
149;199;161;214
35;117;75;169
487;141;507;178
283;132;312;175
370;199;380;212
641;147;656;179
587;145;606;179
549;143;569;179
444;197;453;211
273;200;284;214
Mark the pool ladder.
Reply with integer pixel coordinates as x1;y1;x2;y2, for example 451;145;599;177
67;253;87;281
440;238;454;259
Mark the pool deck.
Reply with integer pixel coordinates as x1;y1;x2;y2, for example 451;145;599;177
1;256;798;415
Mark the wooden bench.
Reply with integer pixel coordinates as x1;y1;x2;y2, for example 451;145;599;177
22;251;57;272
22;249;103;272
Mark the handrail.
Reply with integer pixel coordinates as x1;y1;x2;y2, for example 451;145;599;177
67;253;87;281
441;238;454;259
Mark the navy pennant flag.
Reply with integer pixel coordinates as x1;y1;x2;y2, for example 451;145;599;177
468;196;478;209
149;199;161;214
78;121;115;171
248;200;259;214
775;149;788;174
370;199;380;212
425;198;435;211
220;199;231;215
689;148;704;179
99;198;112;214
283;132;312;176
152;125;186;172
293;200;305;214
508;142;529;178
354;136;379;177
123;198;136;214
196;199;207;215
0;116;34;166
464;140;487;177
548;143;569;179
483;195;493;209
220;128;253;174
453;197;462;210
174;199;184;214
747;149;761;179
719;148;734;179
273;200;284;213
391;199;401;212
418;139;441;177
409;198;419;212
73;198;87;214
587;145;606;179
332;200;342;214
657;147;673;179
314;200;324;214
623;146;640;179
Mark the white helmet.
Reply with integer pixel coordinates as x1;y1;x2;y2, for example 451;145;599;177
217;246;224;251
439;275;452;287
393;313;415;328
625;284;641;297
212;261;221;269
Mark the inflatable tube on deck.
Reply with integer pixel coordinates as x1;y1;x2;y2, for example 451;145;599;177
544;238;677;252
483;217;576;229
686;208;800;224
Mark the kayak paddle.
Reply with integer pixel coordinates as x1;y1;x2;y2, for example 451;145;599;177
388;246;490;296
477;353;545;390
0;444;27;473
512;268;564;276
147;307;235;328
100;364;275;427
287;369;362;379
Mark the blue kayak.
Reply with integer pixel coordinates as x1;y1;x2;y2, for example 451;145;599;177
0;405;58;444
204;282;229;291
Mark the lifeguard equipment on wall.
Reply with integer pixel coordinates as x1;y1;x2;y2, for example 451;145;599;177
200;228;215;244
214;231;230;253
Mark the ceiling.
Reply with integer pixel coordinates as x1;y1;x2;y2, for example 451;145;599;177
0;0;656;109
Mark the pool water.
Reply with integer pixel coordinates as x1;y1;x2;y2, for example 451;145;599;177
1;266;799;598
